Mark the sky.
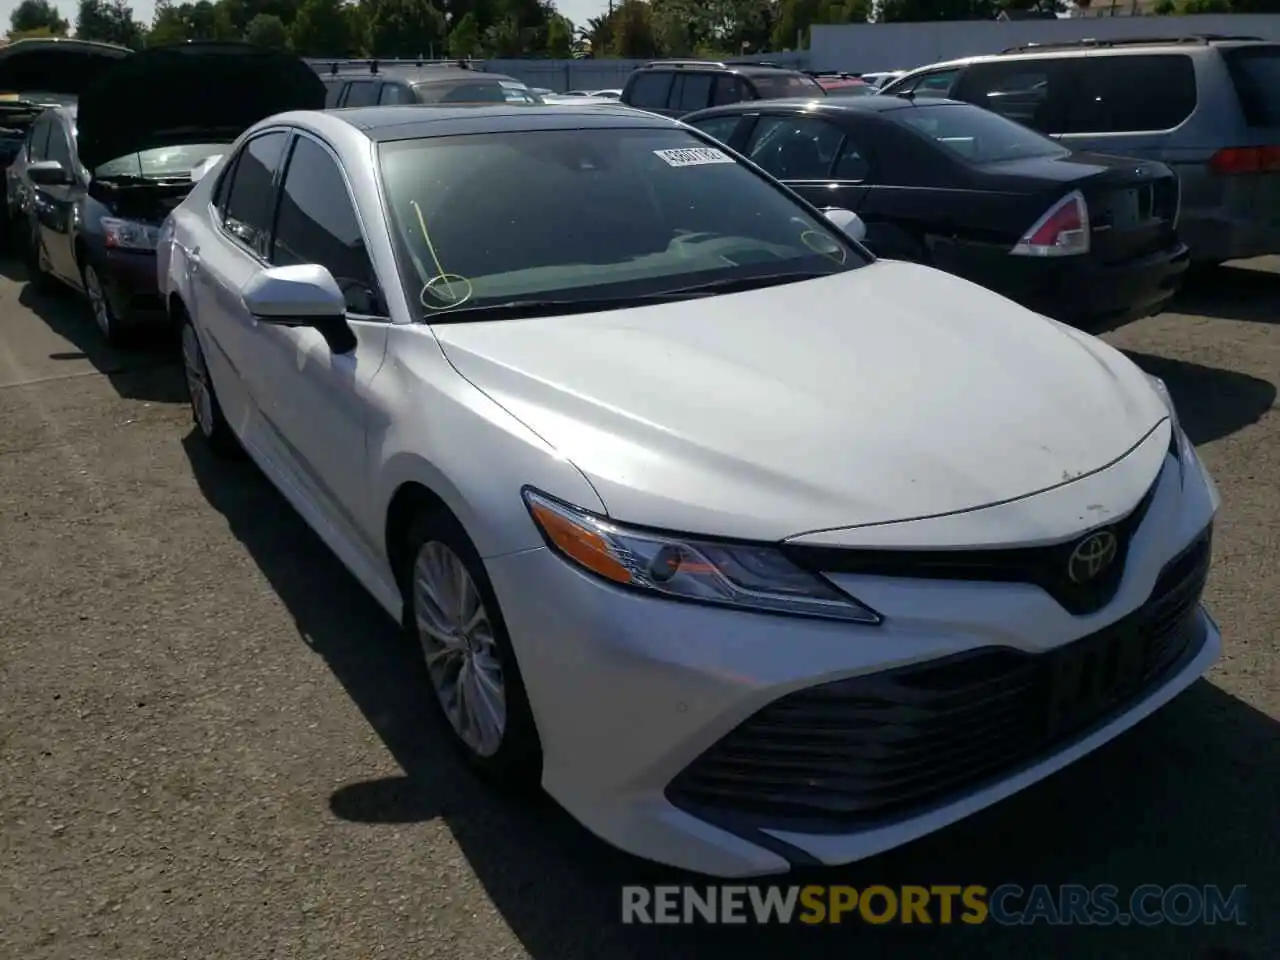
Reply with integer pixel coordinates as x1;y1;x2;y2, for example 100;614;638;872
3;0;612;35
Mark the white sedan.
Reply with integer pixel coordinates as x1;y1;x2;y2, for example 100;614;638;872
157;102;1221;878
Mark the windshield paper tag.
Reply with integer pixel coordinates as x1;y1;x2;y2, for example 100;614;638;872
654;147;734;167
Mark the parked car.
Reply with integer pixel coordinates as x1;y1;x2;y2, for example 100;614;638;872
589;88;622;99
0;37;130;241
320;61;541;106
158;101;1218;879
879;36;1280;265
8;41;324;345
621;59;825;117
684;96;1190;329
539;94;625;106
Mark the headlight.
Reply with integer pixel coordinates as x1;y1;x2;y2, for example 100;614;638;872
522;489;882;624
102;216;161;251
1146;374;1183;455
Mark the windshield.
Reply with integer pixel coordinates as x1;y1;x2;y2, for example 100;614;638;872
94;142;230;179
379;127;865;318
1223;46;1280;127
891;102;1067;164
752;74;825;99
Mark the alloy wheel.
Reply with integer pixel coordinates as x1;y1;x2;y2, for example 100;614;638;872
412;540;507;757
84;265;112;339
181;324;214;438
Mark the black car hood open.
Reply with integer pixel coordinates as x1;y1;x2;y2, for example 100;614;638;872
0;38;131;98
77;41;326;171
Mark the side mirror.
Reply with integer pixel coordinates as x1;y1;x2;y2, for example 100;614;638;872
822;207;867;243
28;160;72;186
241;264;356;354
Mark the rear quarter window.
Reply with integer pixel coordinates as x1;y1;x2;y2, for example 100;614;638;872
1061;54;1197;134
1222;46;1280;127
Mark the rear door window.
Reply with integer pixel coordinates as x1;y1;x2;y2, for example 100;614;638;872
627;72;673;109
1222;45;1280;127
673;73;714;112
1061;54;1197;133
378;82;417;105
744;115;847;180
712;75;748;105
954;62;1061;131
749;73;825;99
342;81;380;107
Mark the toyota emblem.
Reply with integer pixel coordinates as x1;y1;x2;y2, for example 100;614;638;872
1068;531;1119;584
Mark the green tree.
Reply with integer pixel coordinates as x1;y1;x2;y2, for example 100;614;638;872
76;0;145;47
447;10;482;56
8;0;70;36
878;0;994;20
610;0;656;57
216;0;301;34
365;0;446;56
289;0;355;54
145;0;237;44
245;10;288;43
545;12;572;56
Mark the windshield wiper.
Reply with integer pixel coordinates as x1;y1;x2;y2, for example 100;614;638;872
653;270;838;297
422;272;839;322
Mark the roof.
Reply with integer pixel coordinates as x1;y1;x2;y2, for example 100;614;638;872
327;103;681;140
686;95;966;118
636;59;808;76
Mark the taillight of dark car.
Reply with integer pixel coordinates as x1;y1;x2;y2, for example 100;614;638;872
1010;190;1090;258
1208;145;1280;175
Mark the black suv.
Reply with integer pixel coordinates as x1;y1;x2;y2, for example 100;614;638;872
319;59;539;107
620;60;825;117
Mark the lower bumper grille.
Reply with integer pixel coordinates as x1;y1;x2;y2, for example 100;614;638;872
666;527;1212;833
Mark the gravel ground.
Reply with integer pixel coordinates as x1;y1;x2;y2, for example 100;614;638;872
1;256;1276;960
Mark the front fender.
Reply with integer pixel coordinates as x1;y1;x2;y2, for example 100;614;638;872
372;332;607;561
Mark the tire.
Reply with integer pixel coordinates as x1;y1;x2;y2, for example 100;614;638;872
180;319;241;458
81;261;128;347
401;508;542;789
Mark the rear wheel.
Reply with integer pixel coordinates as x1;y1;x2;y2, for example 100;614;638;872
402;509;541;788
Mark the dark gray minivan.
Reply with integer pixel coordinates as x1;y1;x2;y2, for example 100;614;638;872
882;36;1280;265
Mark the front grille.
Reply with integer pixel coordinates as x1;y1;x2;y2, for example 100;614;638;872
666;526;1212;833
782;473;1160;616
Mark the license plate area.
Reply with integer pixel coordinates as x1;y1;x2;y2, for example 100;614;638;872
1045;627;1146;738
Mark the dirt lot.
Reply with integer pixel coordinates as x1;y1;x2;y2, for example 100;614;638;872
1;256;1276;959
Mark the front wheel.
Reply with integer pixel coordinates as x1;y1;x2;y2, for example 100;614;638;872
24;220;53;293
180;320;240;457
82;262;125;347
403;510;541;788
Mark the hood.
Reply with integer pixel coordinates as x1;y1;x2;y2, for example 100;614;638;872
0;38;130;98
77;42;325;171
432;261;1168;543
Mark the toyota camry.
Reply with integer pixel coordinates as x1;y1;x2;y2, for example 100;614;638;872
157;102;1221;878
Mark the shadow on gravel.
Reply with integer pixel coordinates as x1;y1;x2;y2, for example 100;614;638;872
1122;351;1275;447
182;433;1278;960
0;256;185;404
1173;262;1280;326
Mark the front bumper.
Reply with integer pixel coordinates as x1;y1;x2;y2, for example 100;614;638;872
936;240;1190;331
485;437;1219;878
94;248;166;324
